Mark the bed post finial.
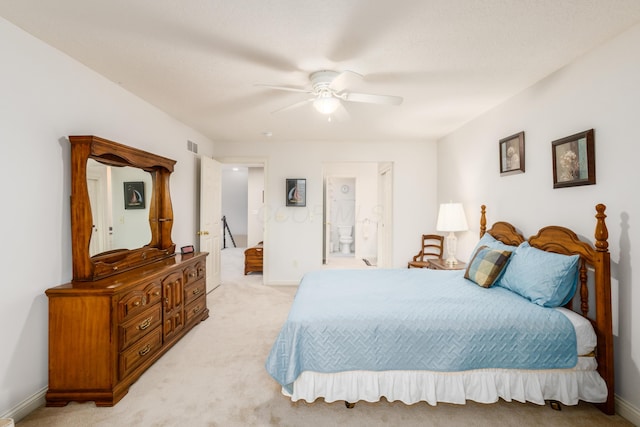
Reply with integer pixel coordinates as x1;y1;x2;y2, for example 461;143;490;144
480;205;487;238
595;204;609;252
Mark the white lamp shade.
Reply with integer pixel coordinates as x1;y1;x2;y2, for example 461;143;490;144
436;203;468;232
313;94;340;115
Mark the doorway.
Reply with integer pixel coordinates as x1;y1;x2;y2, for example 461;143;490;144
219;160;266;284
323;162;390;269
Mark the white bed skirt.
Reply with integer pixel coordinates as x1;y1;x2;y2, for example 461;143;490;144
283;357;607;407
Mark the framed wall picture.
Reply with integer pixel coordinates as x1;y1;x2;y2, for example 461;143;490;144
499;131;525;175
124;181;145;209
552;129;595;188
286;178;306;207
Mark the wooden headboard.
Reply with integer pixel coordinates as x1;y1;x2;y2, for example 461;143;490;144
479;204;614;415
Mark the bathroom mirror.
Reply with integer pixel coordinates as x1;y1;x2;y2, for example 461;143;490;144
70;135;176;281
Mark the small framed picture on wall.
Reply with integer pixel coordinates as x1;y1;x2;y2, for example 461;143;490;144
499;131;525;175
286;178;306;207
552;129;595;189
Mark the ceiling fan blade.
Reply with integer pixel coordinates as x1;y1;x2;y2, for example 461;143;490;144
329;70;363;93
255;84;312;94
328;2;421;62
271;98;314;114
331;102;350;122
344;92;403;106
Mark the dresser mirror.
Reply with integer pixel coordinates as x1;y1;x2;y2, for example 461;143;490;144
86;159;152;256
70;135;177;281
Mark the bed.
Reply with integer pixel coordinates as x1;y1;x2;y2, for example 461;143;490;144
265;204;614;415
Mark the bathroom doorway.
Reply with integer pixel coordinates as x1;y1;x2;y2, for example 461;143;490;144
326;177;356;260
322;162;381;268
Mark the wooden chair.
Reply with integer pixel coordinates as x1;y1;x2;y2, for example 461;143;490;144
407;234;444;268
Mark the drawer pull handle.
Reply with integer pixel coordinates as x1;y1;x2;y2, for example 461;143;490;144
138;318;152;330
189;272;196;278
138;344;151;356
192;288;201;295
133;301;140;307
153;291;160;297
193;306;201;314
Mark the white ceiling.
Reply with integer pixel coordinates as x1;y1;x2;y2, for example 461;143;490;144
2;0;640;143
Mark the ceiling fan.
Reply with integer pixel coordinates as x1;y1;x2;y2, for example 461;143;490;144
256;70;403;115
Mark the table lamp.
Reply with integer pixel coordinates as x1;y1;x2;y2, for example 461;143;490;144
436;202;469;266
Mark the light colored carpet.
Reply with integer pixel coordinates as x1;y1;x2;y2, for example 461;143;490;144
17;249;631;426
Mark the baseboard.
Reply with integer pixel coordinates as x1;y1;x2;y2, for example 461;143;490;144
266;280;299;286
616;394;640;426
0;386;47;423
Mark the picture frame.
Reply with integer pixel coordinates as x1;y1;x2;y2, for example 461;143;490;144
124;181;145;209
552;129;595;189
499;131;525;175
286;178;306;207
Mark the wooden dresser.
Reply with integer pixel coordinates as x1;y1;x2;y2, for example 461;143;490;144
244;242;263;275
47;135;211;407
45;252;208;407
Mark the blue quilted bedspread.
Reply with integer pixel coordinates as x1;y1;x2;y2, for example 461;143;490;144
265;269;577;392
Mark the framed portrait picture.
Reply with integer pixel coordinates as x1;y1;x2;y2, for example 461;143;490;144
552;129;595;189
286;178;306;207
124;181;145;209
499;131;525;175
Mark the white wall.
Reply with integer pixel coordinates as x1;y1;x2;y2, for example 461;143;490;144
213;140;438;284
437;22;640;419
0;18;214;417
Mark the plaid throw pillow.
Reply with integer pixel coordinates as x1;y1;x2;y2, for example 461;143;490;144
464;245;512;288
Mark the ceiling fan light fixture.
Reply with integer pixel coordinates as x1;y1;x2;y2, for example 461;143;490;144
313;94;340;115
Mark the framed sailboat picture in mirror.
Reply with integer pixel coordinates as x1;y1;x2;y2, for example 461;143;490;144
124;181;145;209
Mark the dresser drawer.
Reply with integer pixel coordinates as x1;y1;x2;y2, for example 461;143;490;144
183;260;206;285
118;304;162;351
184;279;206;306
117;281;162;322
119;327;162;380
184;296;207;324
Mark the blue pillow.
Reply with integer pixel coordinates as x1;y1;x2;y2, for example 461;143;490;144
496;242;579;307
473;232;518;253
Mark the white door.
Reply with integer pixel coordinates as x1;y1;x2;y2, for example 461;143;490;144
86;166;108;256
199;156;222;293
323;176;331;264
377;164;393;268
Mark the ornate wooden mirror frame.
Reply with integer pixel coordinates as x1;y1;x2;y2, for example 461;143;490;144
70;135;176;281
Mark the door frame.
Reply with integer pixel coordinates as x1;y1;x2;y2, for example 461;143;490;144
377;162;393;268
216;157;268;284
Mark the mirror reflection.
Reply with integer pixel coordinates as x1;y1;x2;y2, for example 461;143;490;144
87;159;152;256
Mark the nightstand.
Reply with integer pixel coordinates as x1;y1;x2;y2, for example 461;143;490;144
427;259;467;271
